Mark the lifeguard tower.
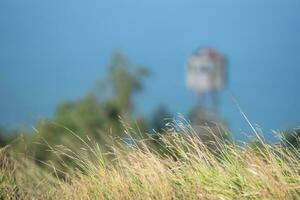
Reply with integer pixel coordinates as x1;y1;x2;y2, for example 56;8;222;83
186;48;226;116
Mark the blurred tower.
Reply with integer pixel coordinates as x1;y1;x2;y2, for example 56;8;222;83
186;48;226;117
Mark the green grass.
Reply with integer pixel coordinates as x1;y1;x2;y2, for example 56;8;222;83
1;122;300;200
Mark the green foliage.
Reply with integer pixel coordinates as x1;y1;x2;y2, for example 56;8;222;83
282;128;300;149
0;127;19;148
106;50;150;114
151;104;172;132
24;51;151;165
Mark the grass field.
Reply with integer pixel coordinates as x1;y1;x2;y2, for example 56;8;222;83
1;121;300;200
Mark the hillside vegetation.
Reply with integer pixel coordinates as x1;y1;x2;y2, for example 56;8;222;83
1;121;300;200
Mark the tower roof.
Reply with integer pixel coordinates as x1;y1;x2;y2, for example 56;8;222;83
194;48;224;61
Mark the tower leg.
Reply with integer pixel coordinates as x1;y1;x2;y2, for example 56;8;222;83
212;91;219;116
197;93;204;112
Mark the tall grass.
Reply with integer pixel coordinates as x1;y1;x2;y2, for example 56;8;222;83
1;121;300;199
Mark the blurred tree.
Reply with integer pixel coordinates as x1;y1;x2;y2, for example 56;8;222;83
0;128;7;147
107;51;150;114
151;104;172;132
188;106;212;125
0;127;19;148
282;128;300;149
26;51;151;165
187;106;231;149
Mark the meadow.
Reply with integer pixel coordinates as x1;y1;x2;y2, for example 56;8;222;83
1;120;300;200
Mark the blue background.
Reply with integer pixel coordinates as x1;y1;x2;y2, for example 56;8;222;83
1;0;300;140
